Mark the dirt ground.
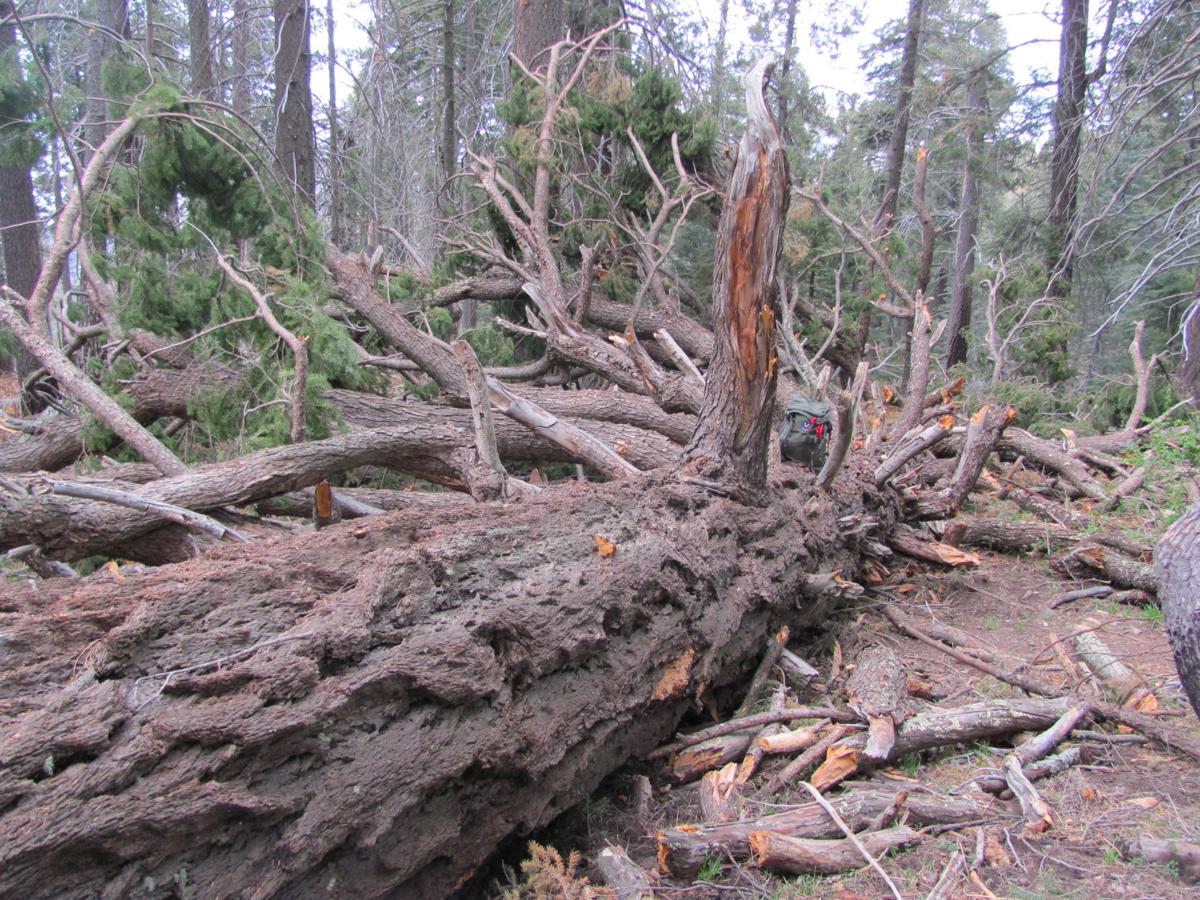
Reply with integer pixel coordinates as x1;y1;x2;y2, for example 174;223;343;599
491;552;1200;899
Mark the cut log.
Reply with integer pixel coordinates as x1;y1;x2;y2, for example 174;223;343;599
0;471;899;898
657;788;985;879
845;645;907;761
1055;544;1159;593
1002;754;1054;831
749;825;920;875
1072;619;1156;708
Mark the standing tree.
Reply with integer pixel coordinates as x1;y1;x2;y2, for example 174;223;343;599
274;0;316;205
0;0;42;379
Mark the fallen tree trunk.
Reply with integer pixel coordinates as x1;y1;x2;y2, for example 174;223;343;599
0;402;679;561
0;470;899;898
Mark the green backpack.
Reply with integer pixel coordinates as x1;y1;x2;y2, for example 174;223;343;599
779;396;833;470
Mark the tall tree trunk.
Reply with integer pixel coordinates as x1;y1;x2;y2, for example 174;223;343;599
273;0;316;205
512;0;566;71
187;0;215;98
875;0;925;234
231;0;253;115
0;1;43;380
945;73;986;370
85;0;130;156
325;0;342;245
683;60;789;498
776;0;798;143
1046;0;1089;308
712;0;730;125
440;0;456;182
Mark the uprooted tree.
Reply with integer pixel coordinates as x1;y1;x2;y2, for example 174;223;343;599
0;19;1198;900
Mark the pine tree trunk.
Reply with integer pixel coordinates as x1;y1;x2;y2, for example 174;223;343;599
273;0;316;204
945;73;986;370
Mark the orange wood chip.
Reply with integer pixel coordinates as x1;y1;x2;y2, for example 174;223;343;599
651;647;696;701
594;535;617;558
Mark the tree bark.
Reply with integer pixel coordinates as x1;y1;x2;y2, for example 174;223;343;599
186;0;215;98
0;470;899;898
512;0;566;72
273;0;316;205
683;59;789;497
875;0;925;233
84;0;130;156
325;0;342;244
1046;0;1089;307
1156;502;1200;718
0;1;41;380
945;72;985;370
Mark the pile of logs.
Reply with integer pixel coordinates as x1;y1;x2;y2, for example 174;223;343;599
593;595;1200;897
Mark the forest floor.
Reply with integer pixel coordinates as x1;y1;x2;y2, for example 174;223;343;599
491;532;1200;899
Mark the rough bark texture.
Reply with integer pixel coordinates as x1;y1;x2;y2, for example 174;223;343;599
945;73;985;369
1156;501;1200;718
0;469;899;898
683;60;789;496
512;0;566;71
273;0;316;204
1046;0;1089;305
0;2;42;378
876;0;925;233
186;0;215;97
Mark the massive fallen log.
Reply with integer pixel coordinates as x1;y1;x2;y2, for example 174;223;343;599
0;468;900;898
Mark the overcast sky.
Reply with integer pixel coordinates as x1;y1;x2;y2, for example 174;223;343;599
316;1;1066;109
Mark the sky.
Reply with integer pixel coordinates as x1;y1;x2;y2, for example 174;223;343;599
315;1;1067;110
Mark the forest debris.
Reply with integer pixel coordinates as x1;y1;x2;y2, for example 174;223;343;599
881;604;1058;697
810;743;861;792
762;724;853;794
798;780;906;899
699;762;742;824
845;645;907;761
669;734;755;784
779;648;821;690
925;848;966;900
748;825;920;877
754;719;829;756
976;745;1084;798
657;789;986;879
649;705;859;760
733;626;790;719
1055;544;1159;593
1072;619;1157;708
1001;754;1054;832
887;526;981;567
594;846;654;899
1118;836;1200;883
736;682;789;784
1049;584;1113;609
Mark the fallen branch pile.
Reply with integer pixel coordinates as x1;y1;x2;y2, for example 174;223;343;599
635;588;1200;895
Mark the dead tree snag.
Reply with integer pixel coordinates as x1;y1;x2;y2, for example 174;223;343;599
683;59;789;497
